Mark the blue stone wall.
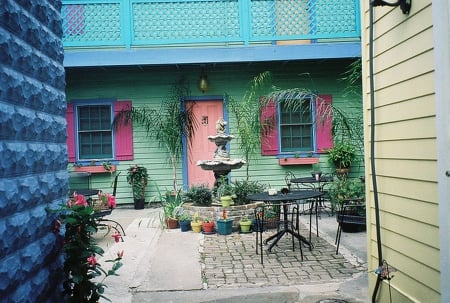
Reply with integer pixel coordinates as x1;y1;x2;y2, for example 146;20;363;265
0;0;67;302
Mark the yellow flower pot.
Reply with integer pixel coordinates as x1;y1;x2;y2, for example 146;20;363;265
191;221;203;233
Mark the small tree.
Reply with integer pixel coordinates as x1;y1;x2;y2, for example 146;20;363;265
114;78;197;193
227;71;272;180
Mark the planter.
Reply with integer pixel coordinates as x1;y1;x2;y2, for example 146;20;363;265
179;220;191;232
166;217;179;229
265;217;280;229
278;157;319;166
134;198;145;210
216;219;233;235
191;221;202;233
202;221;215;233
239;220;252;233
74;165;116;174
338;214;366;232
220;196;232;207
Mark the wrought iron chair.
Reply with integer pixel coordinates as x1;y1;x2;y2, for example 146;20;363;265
92;172;126;239
335;198;366;254
254;204;304;263
254;206;265;264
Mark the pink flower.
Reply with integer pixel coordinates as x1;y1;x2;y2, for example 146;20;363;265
107;194;116;208
111;232;122;243
117;250;124;259
87;255;97;266
74;194;87;207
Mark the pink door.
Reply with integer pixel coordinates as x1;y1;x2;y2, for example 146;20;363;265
186;100;223;188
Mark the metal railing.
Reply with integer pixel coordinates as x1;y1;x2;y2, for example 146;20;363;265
62;0;360;48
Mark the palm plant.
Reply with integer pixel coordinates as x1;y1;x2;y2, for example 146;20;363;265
227;71;272;180
114;78;197;193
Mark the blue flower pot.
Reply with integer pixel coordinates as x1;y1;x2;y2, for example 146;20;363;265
216;219;233;235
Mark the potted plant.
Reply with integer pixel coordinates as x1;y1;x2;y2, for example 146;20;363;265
201;218;215;234
126;165;149;209
232;179;265;206
178;212;192;232
330;176;366;231
216;177;234;207
216;209;233;235
190;212;202;233
327;141;356;174
263;205;280;229
162;192;184;229
183;184;213;206
239;215;252;233
114;79;197;194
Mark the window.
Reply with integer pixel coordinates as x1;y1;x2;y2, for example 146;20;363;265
66;100;134;162
279;98;313;152
77;105;113;160
261;94;333;156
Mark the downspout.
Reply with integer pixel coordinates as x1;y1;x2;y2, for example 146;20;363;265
369;1;411;302
368;2;384;302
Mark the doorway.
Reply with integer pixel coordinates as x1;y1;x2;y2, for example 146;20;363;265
186;99;224;188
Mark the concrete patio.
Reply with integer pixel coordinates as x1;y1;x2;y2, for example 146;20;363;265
93;205;369;303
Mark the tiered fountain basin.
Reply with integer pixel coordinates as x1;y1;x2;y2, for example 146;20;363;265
196;159;246;172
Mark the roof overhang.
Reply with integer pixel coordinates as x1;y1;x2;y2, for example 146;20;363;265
63;42;361;67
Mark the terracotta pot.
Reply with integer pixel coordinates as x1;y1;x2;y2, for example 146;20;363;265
166;217;179;229
202;221;215;233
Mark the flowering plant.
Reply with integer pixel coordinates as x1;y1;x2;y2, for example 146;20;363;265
126;165;148;199
52;193;123;302
96;190;116;209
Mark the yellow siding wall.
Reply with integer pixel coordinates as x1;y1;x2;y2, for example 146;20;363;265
361;1;440;302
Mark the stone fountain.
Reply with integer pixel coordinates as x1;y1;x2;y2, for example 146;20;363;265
196;118;246;188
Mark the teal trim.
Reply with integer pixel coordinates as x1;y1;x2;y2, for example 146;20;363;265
64;42;361;67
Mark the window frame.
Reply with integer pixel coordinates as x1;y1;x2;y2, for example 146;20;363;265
75;101;115;161
278;96;316;153
260;94;333;158
66;99;134;164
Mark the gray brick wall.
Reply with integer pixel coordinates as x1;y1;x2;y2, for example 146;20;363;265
0;0;67;302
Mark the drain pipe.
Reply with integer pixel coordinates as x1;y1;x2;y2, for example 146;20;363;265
368;2;384;302
369;1;412;302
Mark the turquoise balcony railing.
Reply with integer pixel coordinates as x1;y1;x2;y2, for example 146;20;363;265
62;0;360;49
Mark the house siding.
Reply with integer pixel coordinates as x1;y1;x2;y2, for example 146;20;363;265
66;59;363;203
1;0;66;301
361;1;440;302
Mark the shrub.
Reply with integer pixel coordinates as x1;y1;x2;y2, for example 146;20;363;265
232;180;266;206
183;184;213;206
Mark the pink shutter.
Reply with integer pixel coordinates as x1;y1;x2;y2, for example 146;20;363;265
316;94;333;153
66;103;76;162
260;99;279;156
114;101;134;160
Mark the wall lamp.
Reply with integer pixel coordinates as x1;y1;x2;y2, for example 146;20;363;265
372;0;411;14
198;70;209;93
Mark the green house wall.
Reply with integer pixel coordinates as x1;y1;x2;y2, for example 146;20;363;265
66;60;363;204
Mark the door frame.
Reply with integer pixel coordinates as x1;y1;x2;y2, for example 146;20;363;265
182;95;228;190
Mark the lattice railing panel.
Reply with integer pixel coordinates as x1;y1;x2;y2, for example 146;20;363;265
314;0;358;35
250;0;357;39
61;0;359;47
62;3;122;44
133;0;240;42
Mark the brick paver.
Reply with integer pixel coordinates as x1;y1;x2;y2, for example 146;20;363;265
200;224;366;289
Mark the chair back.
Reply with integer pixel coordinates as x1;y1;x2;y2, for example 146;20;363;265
112;172;121;196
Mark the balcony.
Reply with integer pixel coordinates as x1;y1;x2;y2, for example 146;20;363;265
62;0;361;67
